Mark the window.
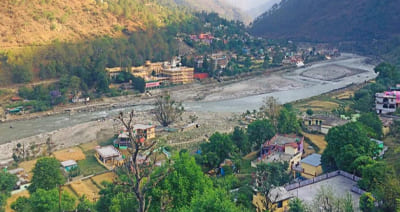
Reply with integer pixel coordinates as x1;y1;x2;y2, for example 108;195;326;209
277;201;283;208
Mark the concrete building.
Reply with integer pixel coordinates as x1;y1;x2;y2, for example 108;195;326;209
133;124;156;140
376;92;398;114
253;187;293;212
61;160;78;172
302;115;348;134
95;146;122;165
162;66;194;84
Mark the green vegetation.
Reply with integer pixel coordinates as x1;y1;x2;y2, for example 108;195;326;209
28;157;65;193
77;150;107;176
0;171;18;211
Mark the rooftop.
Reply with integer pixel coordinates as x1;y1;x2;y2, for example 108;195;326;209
134;124;154;130
61;160;77;167
268;187;294;203
265;134;303;146
96;146;121;158
301;153;321;167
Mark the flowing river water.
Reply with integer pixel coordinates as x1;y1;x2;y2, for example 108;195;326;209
0;53;377;144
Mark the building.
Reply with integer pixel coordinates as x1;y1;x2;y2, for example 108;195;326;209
134;124;156;140
303;115;348;134
252;134;304;170
95;146;122;165
61;160;78;172
371;138;387;159
266;187;294;212
296;153;323;178
375;92;399;114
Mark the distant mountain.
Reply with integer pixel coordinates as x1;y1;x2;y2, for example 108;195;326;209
250;0;400;42
174;0;251;23
224;0;279;20
246;0;280;19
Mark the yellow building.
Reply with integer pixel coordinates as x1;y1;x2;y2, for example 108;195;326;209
134;124;156;140
162;66;194;84
253;187;293;212
300;153;323;179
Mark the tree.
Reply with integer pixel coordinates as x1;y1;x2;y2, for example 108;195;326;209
306;108;314;116
0;171;18;210
11;65;32;83
11;197;32;212
311;187;354;212
132;76;145;93
259;96;281;127
277;108;300;134
154;91;184;127
76;195;96;212
321;123;377;172
180;189;243;212
29;157;65;193
231;127;250;155
200;132;234;168
288;198;306;212
116;110;170;212
358;113;383;139
30;188;75;212
359;192;376;212
151;152;213;211
247;119;275;150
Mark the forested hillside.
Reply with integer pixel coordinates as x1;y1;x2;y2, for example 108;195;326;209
0;0;188;48
250;0;400;42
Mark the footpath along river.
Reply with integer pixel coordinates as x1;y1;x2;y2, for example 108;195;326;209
0;53;377;144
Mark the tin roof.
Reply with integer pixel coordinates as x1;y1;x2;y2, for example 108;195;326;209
301;153;321;167
61;160;77;168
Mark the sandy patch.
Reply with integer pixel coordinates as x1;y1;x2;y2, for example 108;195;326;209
69;180;100;202
79;141;99;152
53;147;85;161
303;132;327;153
301;65;365;81
91;172;117;186
6;190;30;212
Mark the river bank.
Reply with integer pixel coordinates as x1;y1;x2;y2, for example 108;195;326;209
0;53;377;162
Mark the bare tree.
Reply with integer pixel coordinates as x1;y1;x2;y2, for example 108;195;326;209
154;91;184;127
259;96;281;127
117;110;170;212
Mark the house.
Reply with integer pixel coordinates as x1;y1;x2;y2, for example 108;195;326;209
113;131;131;149
375;92;398;114
380;116;393;136
266;187;294;212
10;96;22;102
95;146;122;165
298;153;323;178
252;134;304;170
61;160;78;172
134;124;156;140
302;115;348;134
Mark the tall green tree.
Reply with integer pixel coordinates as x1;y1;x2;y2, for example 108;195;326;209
277;108;300;134
359;192;376;212
179;189;243;212
0;171;18;211
321;123;377;172
200;132;234;168
231;127;250;155
358;112;383;139
151;152;213;211
247;119;275;150
28;157;65;193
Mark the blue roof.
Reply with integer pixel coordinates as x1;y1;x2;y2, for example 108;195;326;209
301;153;321;167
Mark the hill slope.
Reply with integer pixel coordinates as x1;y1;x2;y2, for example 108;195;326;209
0;0;186;48
174;0;250;23
250;0;400;42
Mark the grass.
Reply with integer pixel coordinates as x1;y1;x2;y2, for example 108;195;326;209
77;150;107;176
302;132;327;153
383;136;400;175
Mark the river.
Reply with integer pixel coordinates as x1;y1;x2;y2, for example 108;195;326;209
0;53;377;143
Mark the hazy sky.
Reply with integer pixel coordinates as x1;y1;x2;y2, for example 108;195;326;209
224;0;279;11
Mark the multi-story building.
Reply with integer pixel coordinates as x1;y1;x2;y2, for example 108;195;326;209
376;92;398;114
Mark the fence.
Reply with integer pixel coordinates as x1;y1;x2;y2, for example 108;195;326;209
285;170;365;194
